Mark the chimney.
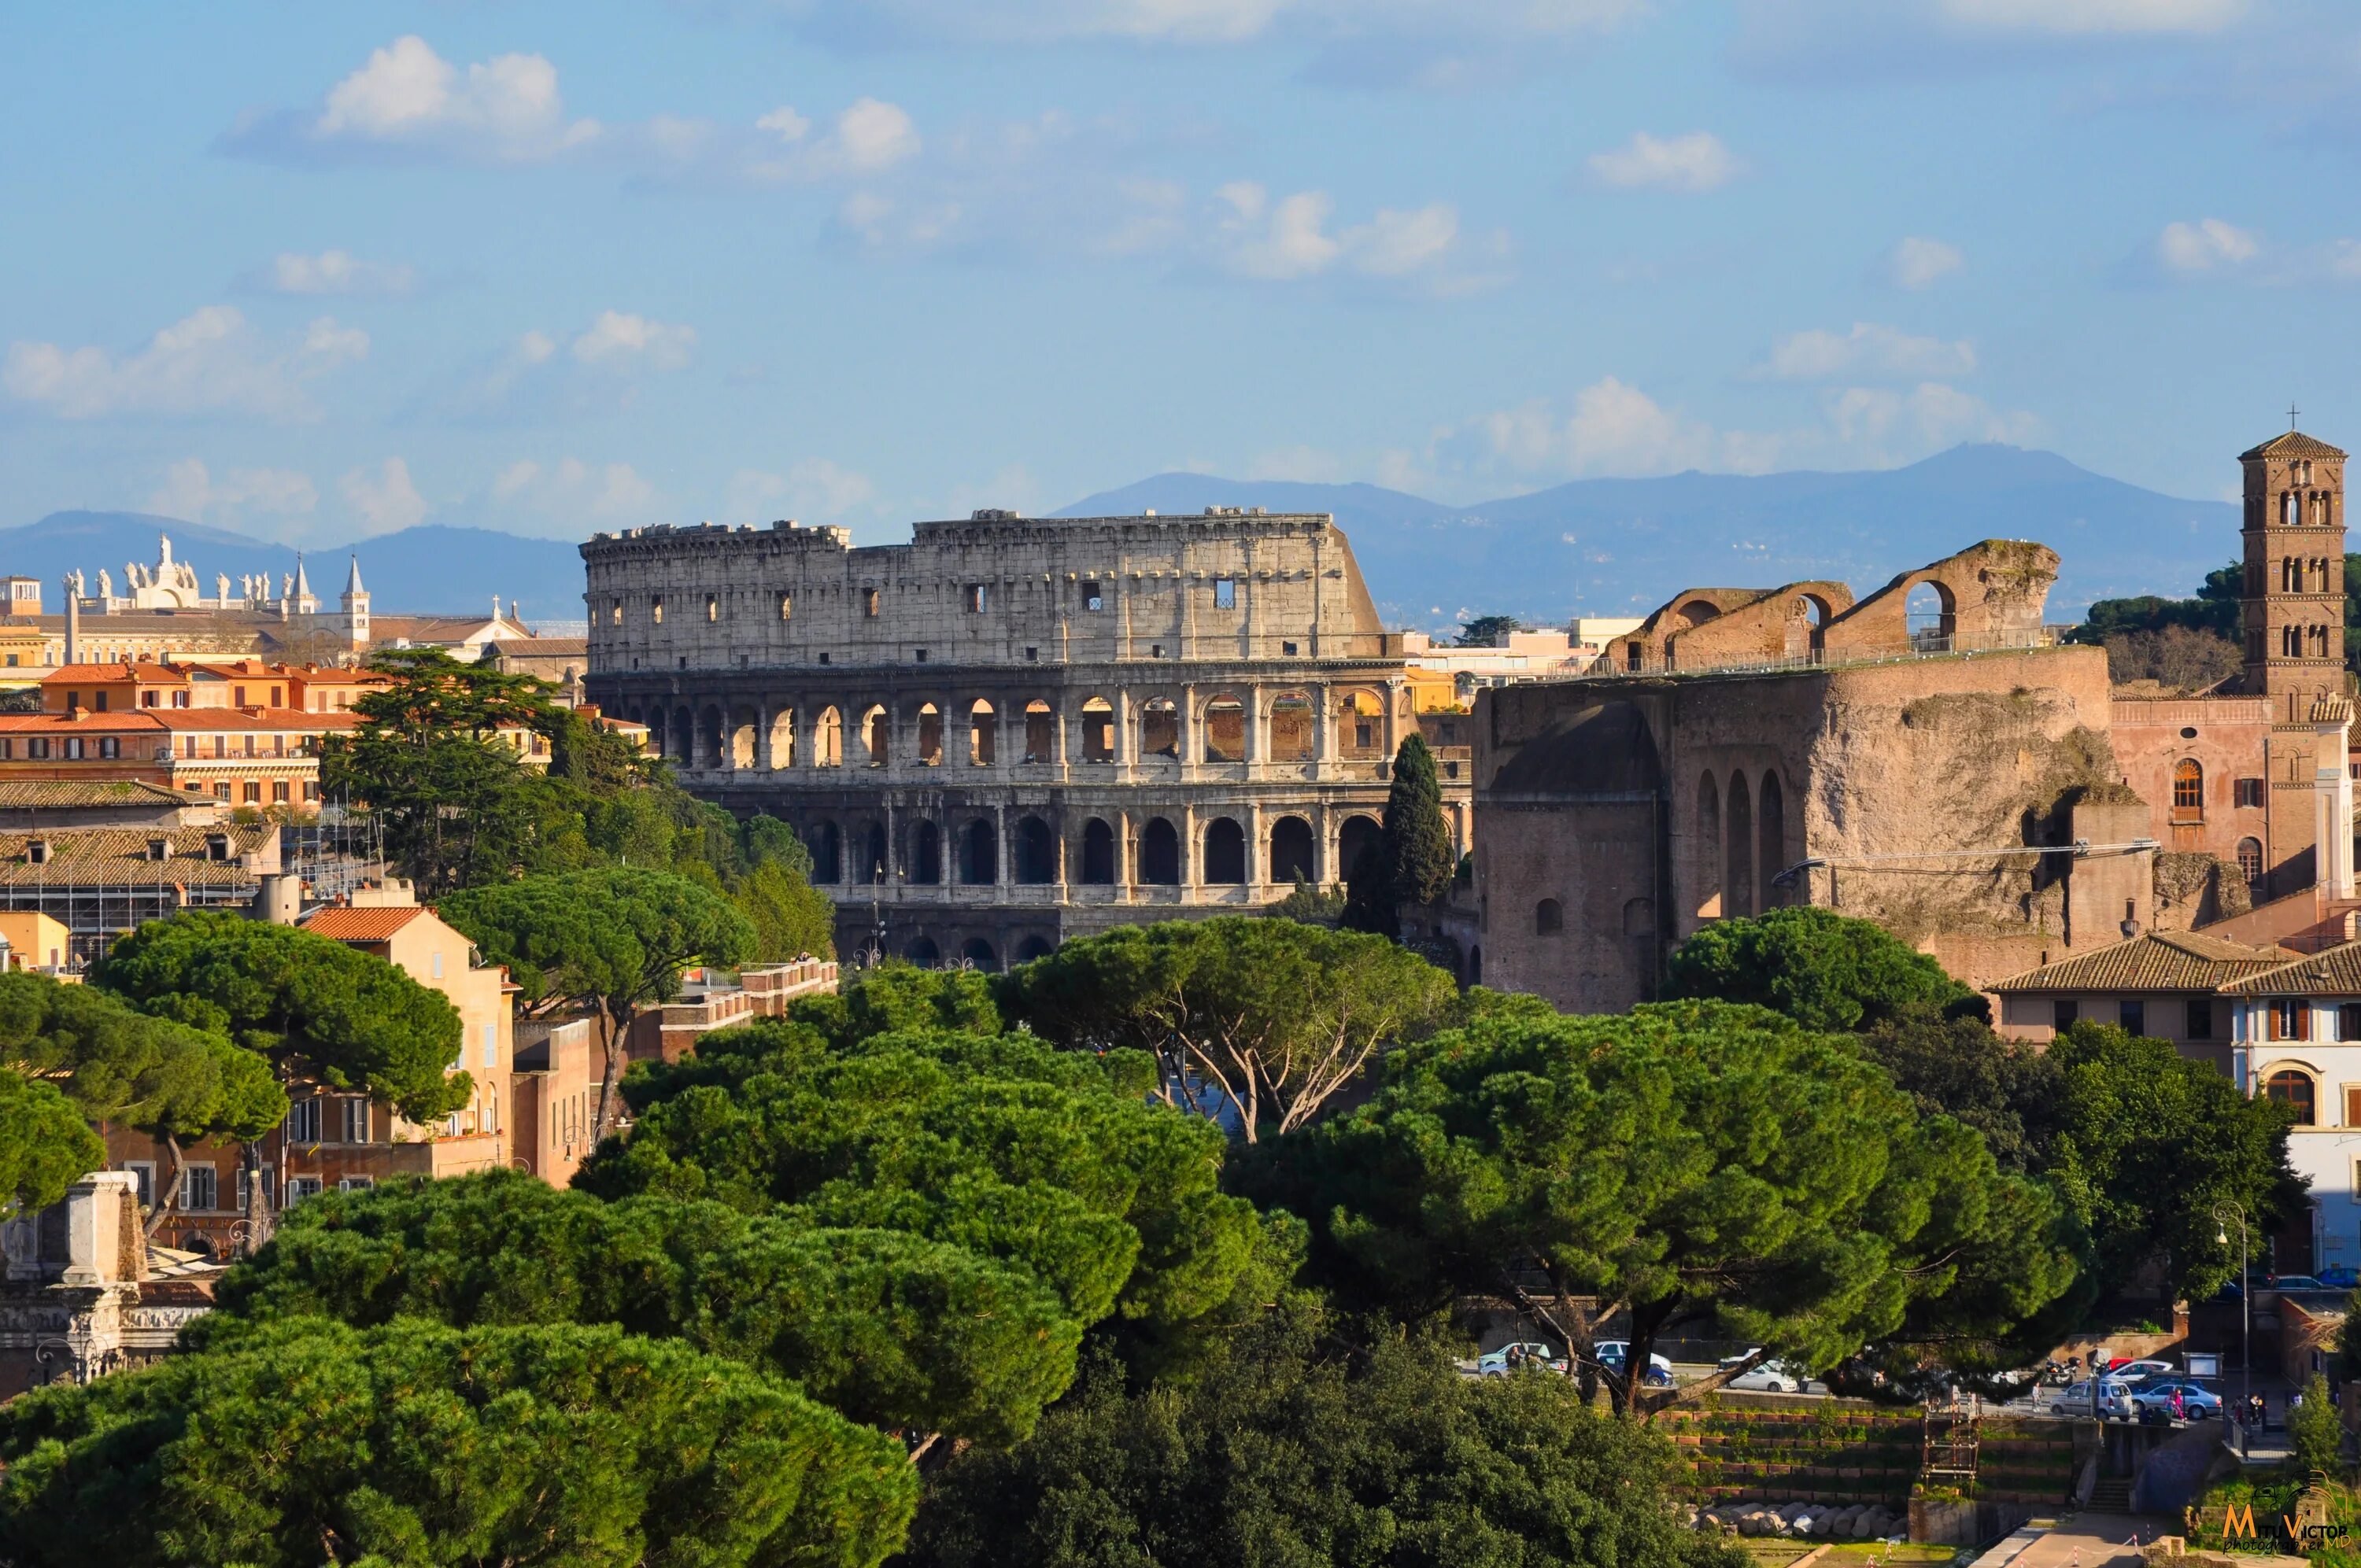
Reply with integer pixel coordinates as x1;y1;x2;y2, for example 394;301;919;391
62;585;78;666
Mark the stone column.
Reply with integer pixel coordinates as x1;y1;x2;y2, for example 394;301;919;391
1180;683;1199;773
1114;688;1132;780
1248;800;1265;895
1118;806;1133;898
1243;682;1262;777
1309;681;1330;781
754;703;774;770
1314;802;1332;884
994;804;1010;888
1181;803;1199;892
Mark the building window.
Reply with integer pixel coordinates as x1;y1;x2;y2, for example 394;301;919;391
341;1098;369;1144
2171;759;2203;816
242;782;261;803
272;781;290;803
1535;898;1564;935
183;1164;218;1212
2236;777;2266;808
779;592;792;622
2270;998;2311;1041
1282;640;1299;655
284;1176;323;1208
1082;581;1103;611
340;1176;375;1193
286;1097;322;1143
1025;646;1039;662
61;738;83;760
651;596;664;624
610;599;623;625
2053;998;2078;1031
706;593;719;622
2341;1004;2361;1042
481;1021;497;1068
965;584;988;613
2237;837;2264;885
431;950;445;980
121;1161;154;1210
863;588;881;617
303;781;320;802
2267;1068;2317;1126
2120;998;2145;1036
2188;998;2215;1040
1214;577;1236;610
25;739;46;760
235;1165;275;1212
98;737;117;759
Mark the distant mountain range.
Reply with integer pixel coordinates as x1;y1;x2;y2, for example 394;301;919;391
1058;445;2239;629
0;446;2237;633
0;512;588;622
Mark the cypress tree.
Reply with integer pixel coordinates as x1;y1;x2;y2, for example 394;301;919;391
1381;733;1455;909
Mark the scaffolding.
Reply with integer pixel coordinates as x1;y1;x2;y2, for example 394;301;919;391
1922;1393;1982;1492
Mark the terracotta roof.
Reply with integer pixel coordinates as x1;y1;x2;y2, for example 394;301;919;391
0;780;194;809
142;709;359;732
2222;940;2361;995
0;712;166;732
302;905;428;942
2241;430;2348;461
1987;931;2294;993
370;615;512;644
490;637;587;657
0;822;273;889
44;663;187;683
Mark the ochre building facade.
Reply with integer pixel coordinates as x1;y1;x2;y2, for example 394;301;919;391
581;507;1468;966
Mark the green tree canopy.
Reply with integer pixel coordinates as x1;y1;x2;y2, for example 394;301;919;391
0;972;284;1230
1382;732;1456;909
440;865;756;1142
1663;907;1978;1031
1857;1007;2060;1175
2041;1020;2300;1301
1273;1000;2079;1414
94;912;466;1123
907;1306;1740;1568
318;646;566;891
206;1170;1083;1448
0;1073;101;1222
999;916;1457;1142
794;963;1002;1048
580;1022;1269;1348
1454;614;1526;647
0;1315;916;1568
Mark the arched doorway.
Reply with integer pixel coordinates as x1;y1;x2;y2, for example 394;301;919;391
959;819;997;885
1724;771;1754;919
1080;818;1116;885
1269;815;1314;884
1140;817;1180;885
1204;817;1246;884
1013;935;1055;965
1338;814;1380;882
911;821;942;884
961;937;998;971
905;935;941;967
808;821;842;884
1756;771;1786;908
1014;815;1057;884
857;821;887;884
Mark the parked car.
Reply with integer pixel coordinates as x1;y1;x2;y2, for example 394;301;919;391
2050;1378;2133;1419
2107;1359;2176;1385
1476;1342;1568;1377
2318;1266;2359;1289
1597;1341;1676;1387
1724;1356;1813;1394
2268;1275;2329;1293
2129;1381;2220;1421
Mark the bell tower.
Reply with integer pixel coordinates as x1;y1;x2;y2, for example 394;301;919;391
2241;427;2348;724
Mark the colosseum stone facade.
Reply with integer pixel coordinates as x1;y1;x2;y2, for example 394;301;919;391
580;507;1469;967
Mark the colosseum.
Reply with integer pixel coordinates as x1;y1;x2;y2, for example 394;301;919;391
579;507;1470;966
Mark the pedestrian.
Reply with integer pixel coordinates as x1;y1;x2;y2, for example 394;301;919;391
2171;1386;2185;1422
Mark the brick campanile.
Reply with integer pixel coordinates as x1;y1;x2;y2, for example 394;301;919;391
2241;429;2348;725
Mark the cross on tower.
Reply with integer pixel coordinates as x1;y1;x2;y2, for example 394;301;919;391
2291;401;2301;431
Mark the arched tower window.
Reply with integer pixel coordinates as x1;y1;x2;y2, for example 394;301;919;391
2237;836;2264;887
1535;898;1564;935
2172;759;2204;817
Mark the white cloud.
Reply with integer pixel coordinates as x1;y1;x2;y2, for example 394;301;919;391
1827;382;2038;448
148;459;320;532
2157;217;2261;275
1586;131;1742;192
1934;0;2245;34
759;0;1646;46
748;98;922;180
494;456;667;523
262;249;416;297
238;35;598;164
1756;322;1978;381
1886;237;1964;290
571;311;698;371
2;305;367;422
1206;183;1487;288
726;459;878;521
342;458;430;534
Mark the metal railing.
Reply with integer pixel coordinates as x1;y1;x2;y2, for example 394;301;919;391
1588;626;2063;681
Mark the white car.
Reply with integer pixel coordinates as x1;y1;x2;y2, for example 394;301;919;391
1721;1353;1812;1394
1476;1341;1568;1377
2050;1378;2133;1419
2107;1359;2175;1385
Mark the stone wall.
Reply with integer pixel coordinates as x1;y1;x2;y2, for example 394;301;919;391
581;509;1469;963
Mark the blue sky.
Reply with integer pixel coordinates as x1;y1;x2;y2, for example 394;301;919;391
4;0;2358;547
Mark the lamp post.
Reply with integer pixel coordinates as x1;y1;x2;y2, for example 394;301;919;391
2215;1201;2250;1449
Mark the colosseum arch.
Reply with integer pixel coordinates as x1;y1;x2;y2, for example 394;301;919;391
914;702;943;766
1079;697;1115;763
968;699;997;767
1140;817;1181;885
1695;771;1722;921
1724;770;1754;919
1203;817;1247;884
1755;770;1786;908
860;703;889;768
911;819;943;884
959;819;997;885
814;706;844;768
1080;818;1117;884
1013;815;1059;885
1267;690;1315;762
1139;698;1179;759
1269;815;1315;884
1202;693;1246;762
767;707;794;769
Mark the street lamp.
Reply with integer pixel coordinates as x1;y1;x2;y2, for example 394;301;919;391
2215;1201;2250;1448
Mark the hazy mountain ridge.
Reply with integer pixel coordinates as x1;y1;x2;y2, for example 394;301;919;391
1057;445;2238;629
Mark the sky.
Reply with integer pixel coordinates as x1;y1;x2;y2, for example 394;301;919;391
4;0;2359;548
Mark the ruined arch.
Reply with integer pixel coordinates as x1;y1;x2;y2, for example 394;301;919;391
807;821;842;884
1013;814;1058;885
813;706;844;768
1535;898;1564;935
1338;814;1380;881
767;707;795;769
1022;699;1055;764
1267;690;1315;762
698;705;724;769
969;699;997;767
860;703;889;768
1079;697;1114;763
911;819;942;884
728;704;759;769
1756;770;1786;908
856;821;887;884
1202;693;1245;762
1013;935;1055;966
905;934;941;968
1724;770;1754;919
914;703;943;766
1139;698;1179;759
959;818;997;885
960;937;998;972
1695;771;1723;921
